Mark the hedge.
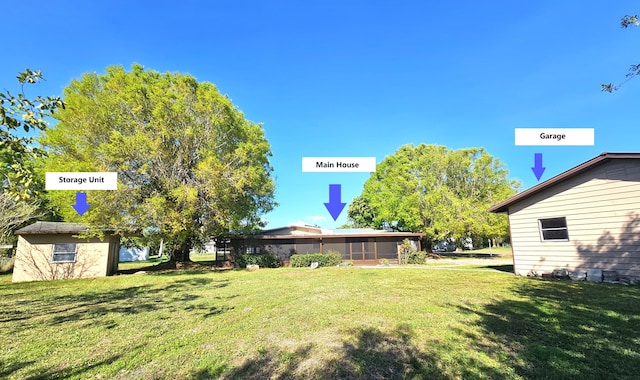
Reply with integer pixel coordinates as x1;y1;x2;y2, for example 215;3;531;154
236;253;281;268
290;252;341;267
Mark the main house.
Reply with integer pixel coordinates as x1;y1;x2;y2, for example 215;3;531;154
13;222;121;282
489;152;640;282
224;224;425;265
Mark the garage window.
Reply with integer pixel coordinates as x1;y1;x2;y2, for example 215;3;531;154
52;243;77;263
539;217;569;241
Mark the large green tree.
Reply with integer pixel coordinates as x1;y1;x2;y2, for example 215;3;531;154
41;64;276;261
349;144;519;249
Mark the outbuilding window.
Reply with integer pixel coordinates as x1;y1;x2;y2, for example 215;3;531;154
539;217;569;241
52;243;77;263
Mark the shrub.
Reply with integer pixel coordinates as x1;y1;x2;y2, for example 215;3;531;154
407;251;428;264
236;253;280;268
290;252;341;268
397;238;417;264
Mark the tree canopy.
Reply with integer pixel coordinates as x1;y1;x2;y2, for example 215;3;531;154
0;192;40;245
347;195;377;228
41;64;276;260
347;144;519;249
0;69;63;244
1;69;64;200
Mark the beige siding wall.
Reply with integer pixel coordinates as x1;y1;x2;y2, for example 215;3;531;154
508;159;640;279
13;234;112;282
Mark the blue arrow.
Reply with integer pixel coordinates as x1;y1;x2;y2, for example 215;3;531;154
324;184;346;221
531;153;546;181
72;192;90;216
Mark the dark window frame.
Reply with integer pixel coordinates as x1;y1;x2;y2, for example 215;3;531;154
245;246;262;255
51;243;78;263
216;239;231;261
538;217;569;241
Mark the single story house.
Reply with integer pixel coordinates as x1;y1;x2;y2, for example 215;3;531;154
489;152;640;281
13;221;120;282
228;224;425;265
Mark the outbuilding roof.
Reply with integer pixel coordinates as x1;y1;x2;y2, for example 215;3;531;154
15;221;115;235
488;152;640;213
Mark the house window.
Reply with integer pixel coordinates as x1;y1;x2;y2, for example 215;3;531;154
539;217;569;241
245;246;261;254
52;243;77;263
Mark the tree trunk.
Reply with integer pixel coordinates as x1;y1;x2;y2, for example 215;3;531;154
171;239;193;262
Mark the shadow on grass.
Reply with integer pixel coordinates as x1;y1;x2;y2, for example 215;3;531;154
1;351;126;380
0;359;35;379
24;352;124;380
118;259;237;275
455;280;640;380
0;277;235;334
483;264;514;273
117;259;176;274
222;324;449;380
118;260;231;274
190;364;229;380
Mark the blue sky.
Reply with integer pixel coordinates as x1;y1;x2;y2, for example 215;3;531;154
3;1;639;229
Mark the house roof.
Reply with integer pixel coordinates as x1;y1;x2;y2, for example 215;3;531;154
488;152;640;213
249;224;424;239
260;224;328;235
15;221;115;235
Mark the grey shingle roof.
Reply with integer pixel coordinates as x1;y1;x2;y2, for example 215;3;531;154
15;221;114;235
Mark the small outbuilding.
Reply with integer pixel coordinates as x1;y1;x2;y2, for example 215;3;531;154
13;221;120;282
489;152;640;282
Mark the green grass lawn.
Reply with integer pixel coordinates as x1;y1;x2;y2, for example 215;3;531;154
1;266;639;379
465;246;512;255
117;256;169;271
190;253;219;262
